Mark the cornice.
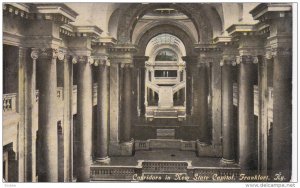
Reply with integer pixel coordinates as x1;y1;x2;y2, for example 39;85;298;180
32;3;78;22
250;3;292;21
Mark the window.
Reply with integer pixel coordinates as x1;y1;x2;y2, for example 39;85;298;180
155;49;177;61
155;70;177;77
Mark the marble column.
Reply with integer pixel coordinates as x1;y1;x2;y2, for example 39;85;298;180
18;47;27;182
211;57;222;146
25;48;38;182
238;55;256;171
258;56;269;174
272;47;292;179
221;59;236;164
75;56;93;182
37;48;59;182
121;64;133;142
62;54;73;181
198;63;210;143
95;61;110;163
183;57;195;115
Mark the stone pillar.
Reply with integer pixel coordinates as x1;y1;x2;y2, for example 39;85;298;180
182;56;196;115
95;60;110;163
221;59;236;164
271;47;292;179
198;62;210;143
258;56;269;175
37;48;60;182
18;47;27;182
62;54;73;181
25;48;38;182
250;5;292;179
237;55;257;171
109;62;120;150
211;57;222;146
75;56;93;182
121;64;133;142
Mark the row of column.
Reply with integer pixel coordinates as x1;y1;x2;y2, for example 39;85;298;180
30;49;132;182
220;52;292;178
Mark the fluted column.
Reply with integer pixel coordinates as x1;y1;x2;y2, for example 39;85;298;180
121;64;133;142
198;62;210;143
237;55;257;171
37;48;62;182
221;59;236;164
95;59;110;163
74;56;93;182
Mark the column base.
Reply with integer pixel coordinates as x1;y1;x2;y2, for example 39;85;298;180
220;158;235;165
95;156;110;164
196;140;222;157
109;139;134;156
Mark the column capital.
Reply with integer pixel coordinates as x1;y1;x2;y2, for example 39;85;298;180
120;63;134;68
265;46;292;60
93;55;110;67
220;56;237;67
71;55;94;65
236;55;259;65
30;48;65;61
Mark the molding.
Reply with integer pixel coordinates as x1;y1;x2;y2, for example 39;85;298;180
72;26;103;40
3;3;30;19
3;32;24;47
213;36;232;44
32;3;78;22
226;24;257;38
250;3;292;21
60;24;75;37
194;43;221;52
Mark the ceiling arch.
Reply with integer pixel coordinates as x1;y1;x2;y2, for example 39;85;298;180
114;3;220;44
133;19;197;45
145;34;186;61
136;24;195;57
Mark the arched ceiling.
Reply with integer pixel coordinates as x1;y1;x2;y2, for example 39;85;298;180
136;24;195;56
111;3;223;44
145;34;186;59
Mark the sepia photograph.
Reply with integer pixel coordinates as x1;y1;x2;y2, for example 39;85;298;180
1;1;298;186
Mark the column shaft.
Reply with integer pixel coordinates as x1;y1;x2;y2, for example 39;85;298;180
238;61;256;170
221;63;235;162
76;61;93;182
38;53;58;182
272;54;292;178
96;64;110;161
25;49;37;182
63;56;73;181
122;66;132;142
198;64;209;143
258;57;268;174
18;47;27;182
